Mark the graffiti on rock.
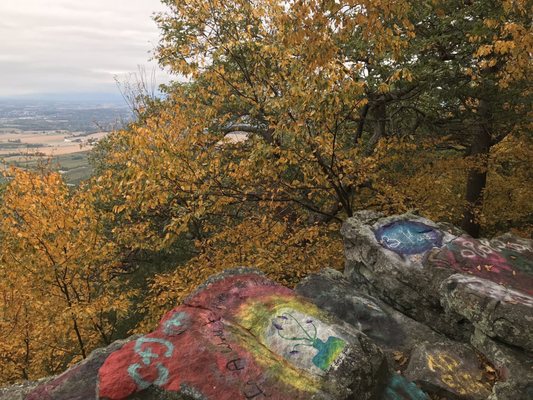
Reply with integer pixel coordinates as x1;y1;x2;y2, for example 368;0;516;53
127;337;174;390
383;374;428;400
99;275;340;400
375;220;443;256
163;311;189;335
427;351;490;397
257;306;348;376
428;237;533;295
271;312;346;371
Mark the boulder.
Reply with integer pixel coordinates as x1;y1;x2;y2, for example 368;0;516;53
470;330;533;400
295;269;504;400
341;211;465;339
295;269;442;355
440;274;533;351
24;337;136;400
342;212;533;350
97;268;387;400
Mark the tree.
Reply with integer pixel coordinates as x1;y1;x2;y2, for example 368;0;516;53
0;168;132;383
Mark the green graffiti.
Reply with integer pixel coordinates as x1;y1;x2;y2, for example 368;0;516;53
273;313;346;371
127;337;174;389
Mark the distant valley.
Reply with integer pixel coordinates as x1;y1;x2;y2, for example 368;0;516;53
0;94;132;185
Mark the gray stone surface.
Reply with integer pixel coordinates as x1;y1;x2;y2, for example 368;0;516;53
471;329;533;400
341;211;467;340
0;379;46;400
295;268;444;355
24;336;136;400
440;274;533;352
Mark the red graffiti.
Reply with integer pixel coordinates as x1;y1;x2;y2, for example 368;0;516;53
98;274;314;400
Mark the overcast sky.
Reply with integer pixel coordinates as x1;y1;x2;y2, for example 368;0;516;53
0;0;170;97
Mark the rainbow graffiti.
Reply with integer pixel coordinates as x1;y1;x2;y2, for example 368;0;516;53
98;273;353;400
235;295;349;377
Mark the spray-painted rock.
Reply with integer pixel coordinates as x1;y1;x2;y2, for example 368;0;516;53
376;374;429;400
471;329;533;400
430;233;533;351
98;269;386;400
23;337;135;400
341;211;464;339
342;212;533;349
404;342;492;400
428;234;533;296
295;269;443;355
295;268;405;349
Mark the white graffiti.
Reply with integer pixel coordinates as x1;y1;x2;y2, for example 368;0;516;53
457;237;533;260
459;239;496;259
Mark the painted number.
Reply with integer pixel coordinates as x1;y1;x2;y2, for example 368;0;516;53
127;337;174;390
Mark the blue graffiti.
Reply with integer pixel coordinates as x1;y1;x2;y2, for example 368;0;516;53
375;220;443;255
128;362;170;390
384;374;429;400
127;337;174;389
272;313;346;371
162;311;189;335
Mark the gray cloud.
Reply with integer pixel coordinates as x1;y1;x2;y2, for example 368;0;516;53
0;0;170;96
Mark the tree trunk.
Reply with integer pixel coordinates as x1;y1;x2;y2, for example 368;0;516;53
461;99;491;237
364;101;387;156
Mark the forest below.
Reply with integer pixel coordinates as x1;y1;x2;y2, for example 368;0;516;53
0;0;531;385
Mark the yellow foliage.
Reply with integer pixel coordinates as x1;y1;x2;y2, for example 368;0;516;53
0;168;133;383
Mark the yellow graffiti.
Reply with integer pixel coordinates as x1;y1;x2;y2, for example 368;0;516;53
427;352;490;395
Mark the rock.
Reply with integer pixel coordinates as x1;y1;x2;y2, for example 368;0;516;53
295;269;443;355
295;268;406;349
470;329;533;400
431;234;533;351
342;212;533;349
3;213;531;400
24;336;136;400
404;342;492;400
379;374;429;400
440;274;533;351
0;379;47;400
341;211;466;339
98;268;387;400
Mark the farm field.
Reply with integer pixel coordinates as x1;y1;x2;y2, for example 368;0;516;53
5;151;94;186
0;130;108;185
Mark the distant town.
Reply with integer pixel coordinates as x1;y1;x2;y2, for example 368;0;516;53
0;95;132;184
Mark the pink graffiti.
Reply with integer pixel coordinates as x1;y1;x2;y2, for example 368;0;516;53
428;236;533;296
